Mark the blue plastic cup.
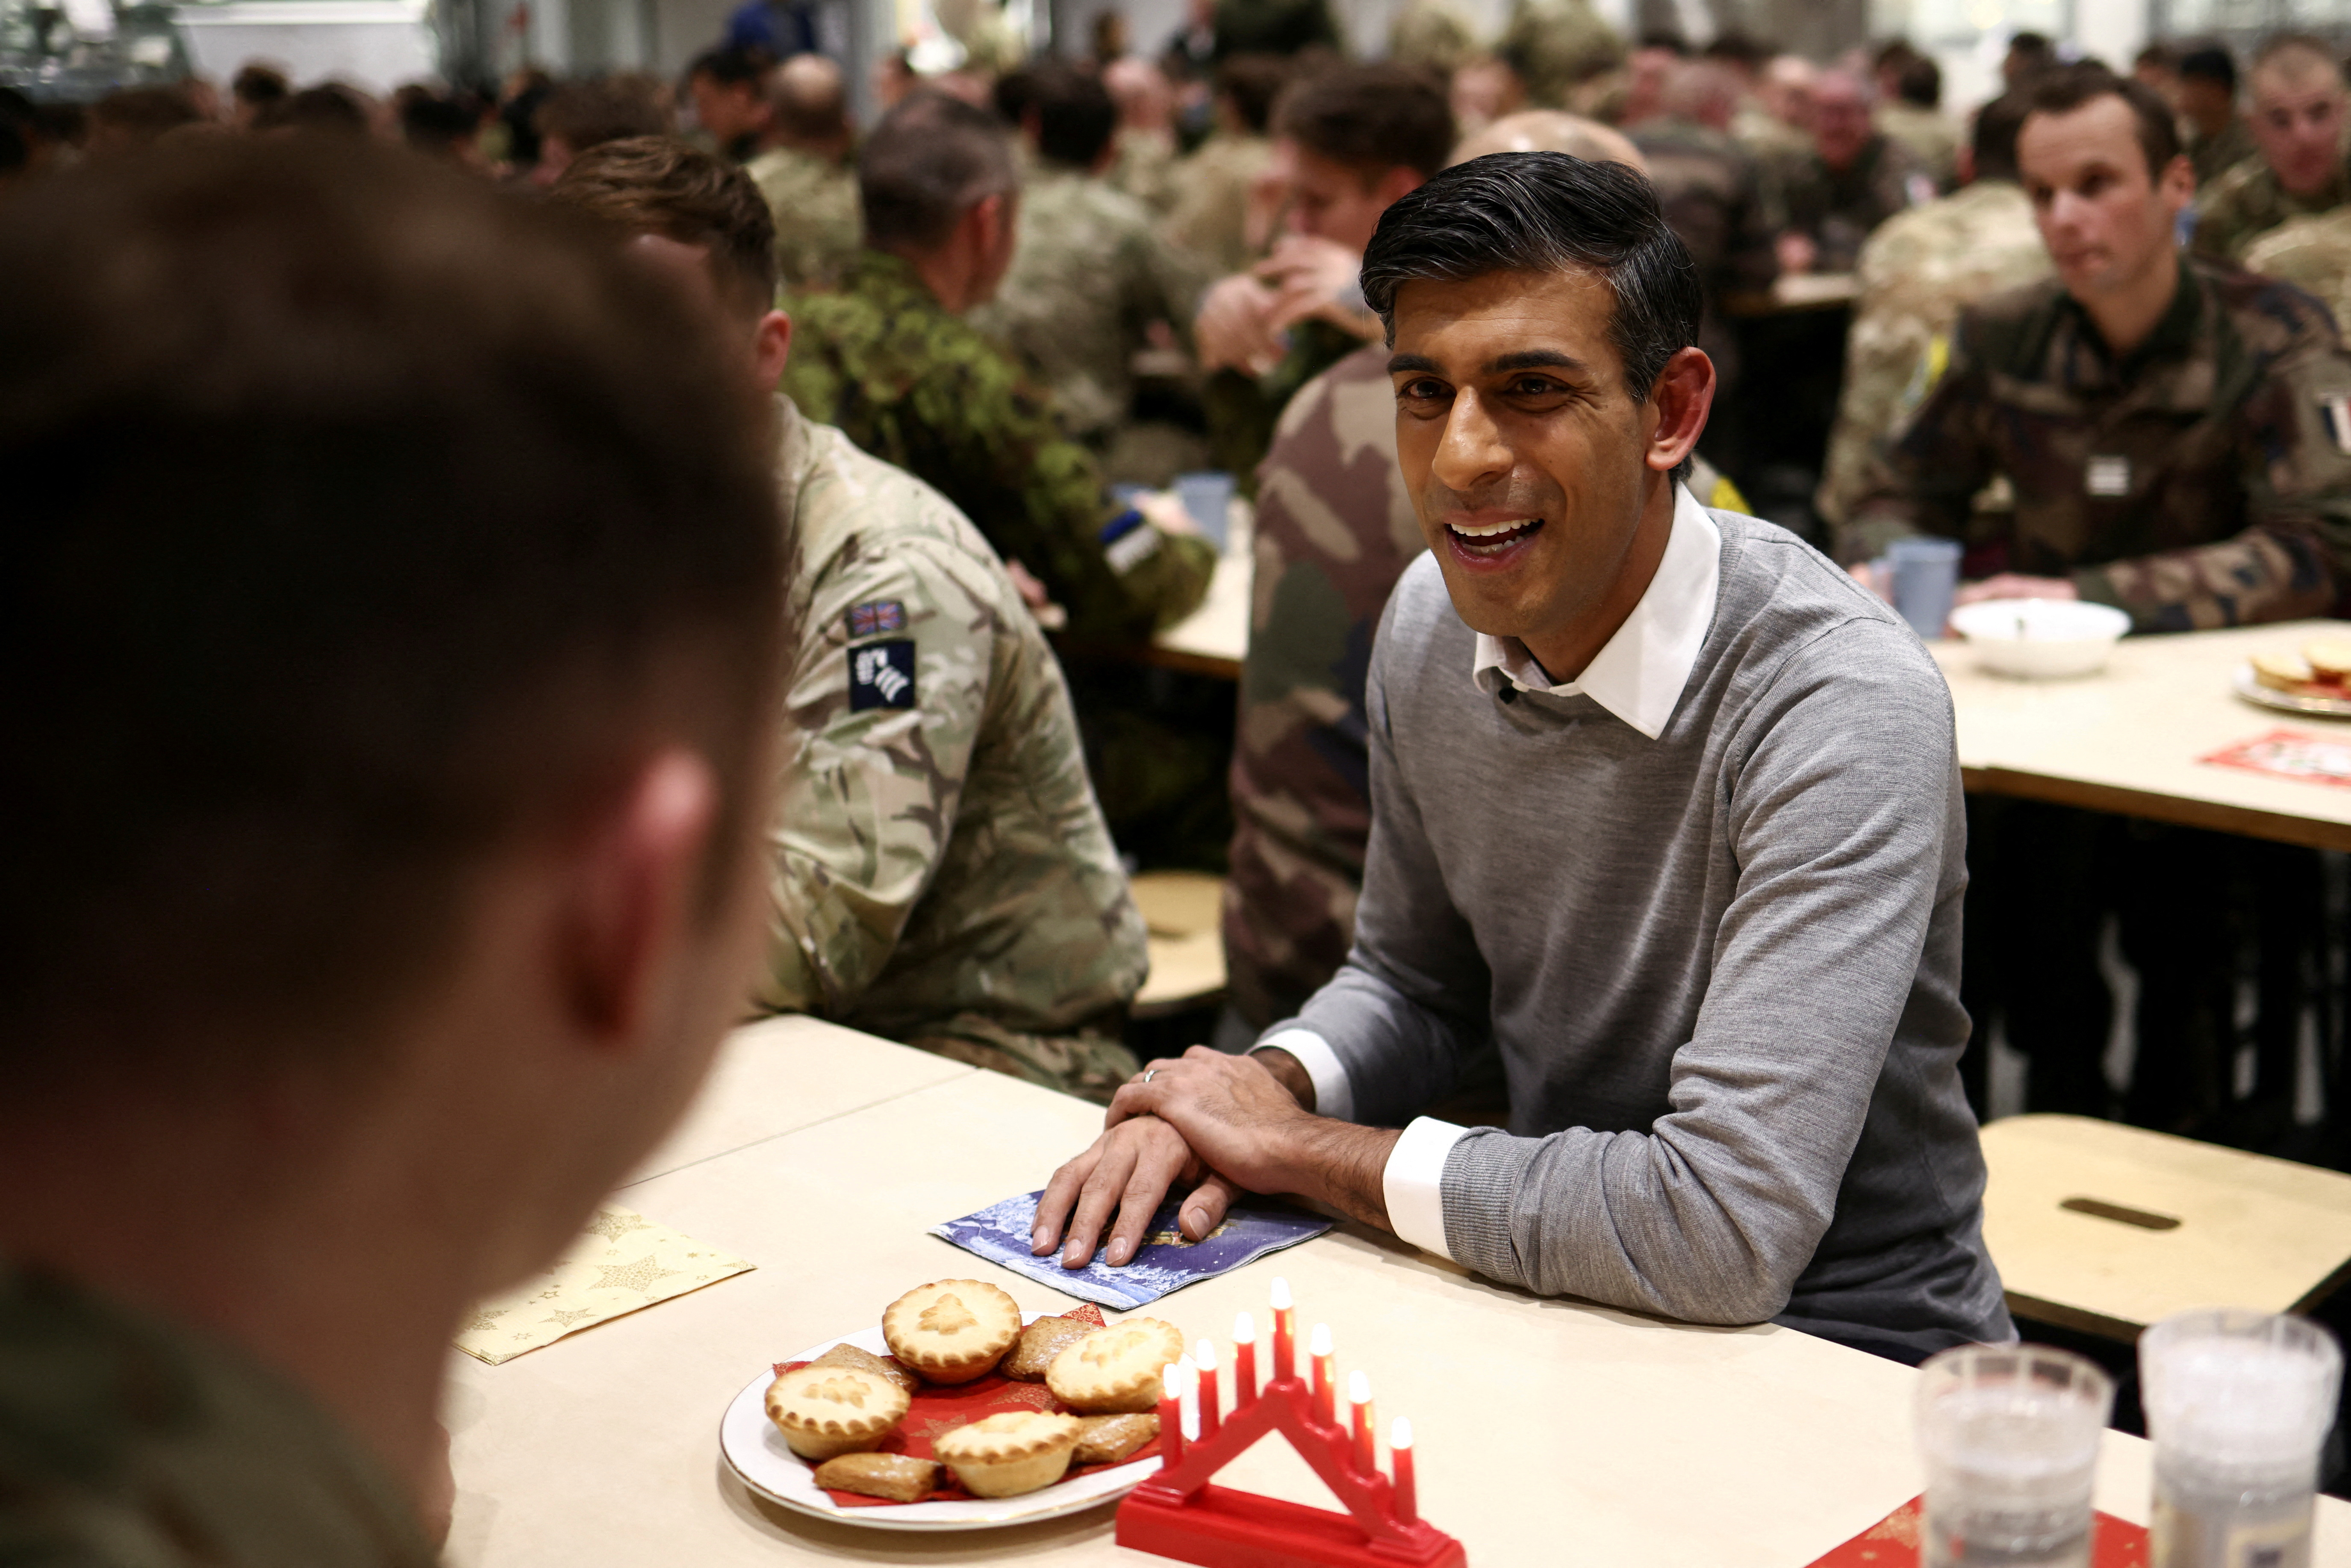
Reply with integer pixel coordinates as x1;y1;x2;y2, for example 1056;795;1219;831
1174;471;1236;552
1888;537;1962;640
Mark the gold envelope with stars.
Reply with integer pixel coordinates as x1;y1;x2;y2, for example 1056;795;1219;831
454;1206;754;1365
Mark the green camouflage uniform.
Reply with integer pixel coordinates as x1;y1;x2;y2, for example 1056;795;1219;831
758;394;1146;1101
0;1261;436;1567
1224;345;1744;1026
1763;133;1930;273
2245;208;2351;326
1874;101;1961;192
969;166;1212;442
1107;127;1181;216
744;146;863;293
1204;318;1369;498
1848;257;2351;631
1497;0;1624;110
1166;132;1274;278
1817;179;2052;528
781;249;1215;643
1387;0;1480;76
2193;155;2351;263
2188;119;2257;190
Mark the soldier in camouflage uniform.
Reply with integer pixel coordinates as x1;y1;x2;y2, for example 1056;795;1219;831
2245;207;2351;326
783;94;1214;643
1495;0;1623;112
2191;38;2351;263
740;53;861;291
1164;56;1287;279
1388;0;1479;78
2177;45;2255;190
1632;64;1777;402
1817;93;2051;529
1764;70;1927;275
1102;58;1183;215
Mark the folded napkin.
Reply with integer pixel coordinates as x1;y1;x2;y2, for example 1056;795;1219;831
932;1190;1331;1310
454;1205;753;1366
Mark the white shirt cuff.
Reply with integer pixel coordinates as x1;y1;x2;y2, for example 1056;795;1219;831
1382;1116;1470;1261
1252;1028;1352;1124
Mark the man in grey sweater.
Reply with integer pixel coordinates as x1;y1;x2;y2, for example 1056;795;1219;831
1032;151;2010;1362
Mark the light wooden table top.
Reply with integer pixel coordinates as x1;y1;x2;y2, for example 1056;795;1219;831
445;1019;2351;1567
1931;619;2351;850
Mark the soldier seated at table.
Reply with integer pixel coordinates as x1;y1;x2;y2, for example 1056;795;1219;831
1765;67;1929;277
0;137;783;1559
554;138;1151;1106
1035;150;2013;1366
2192;35;2351;265
782;91;1214;645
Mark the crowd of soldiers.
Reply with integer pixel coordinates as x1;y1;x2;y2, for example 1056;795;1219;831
9;7;2351;1148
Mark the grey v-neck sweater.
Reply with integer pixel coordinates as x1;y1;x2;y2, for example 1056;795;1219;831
1282;512;2009;1362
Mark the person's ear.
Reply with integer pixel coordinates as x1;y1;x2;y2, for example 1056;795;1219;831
2158;151;2196;213
751;308;792;386
1644;345;1717;474
553;749;722;1049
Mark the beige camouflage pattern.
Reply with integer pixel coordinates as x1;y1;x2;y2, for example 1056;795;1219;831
1874;101;1960;192
1107;126;1180;215
970;167;1212;441
1850;259;2351;631
2245;207;2351;325
744;146;862;292
2188;119;2257;190
1818;179;2052;527
0;1261;437;1566
1165;132;1273;277
2193;155;2351;263
1388;0;1480;76
757;394;1146;1101
1497;0;1623;110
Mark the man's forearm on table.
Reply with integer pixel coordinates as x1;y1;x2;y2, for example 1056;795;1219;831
1246;1046;1400;1232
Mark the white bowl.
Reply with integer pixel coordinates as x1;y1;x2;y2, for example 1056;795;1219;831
1947;598;2131;679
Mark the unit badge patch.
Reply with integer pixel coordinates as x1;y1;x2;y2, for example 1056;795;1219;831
846;599;907;639
848;640;916;710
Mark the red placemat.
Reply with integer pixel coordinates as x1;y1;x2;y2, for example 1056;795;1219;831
773;1303;1166;1508
1807;1496;2147;1567
2201;729;2351;788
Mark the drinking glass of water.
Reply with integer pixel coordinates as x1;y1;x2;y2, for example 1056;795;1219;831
1917;1343;2114;1568
2140;1308;2342;1568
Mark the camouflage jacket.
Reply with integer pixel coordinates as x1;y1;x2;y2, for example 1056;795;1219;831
969;166;1212;440
1165;133;1273;279
1107;127;1180;215
1875;102;1960;192
2188;118;2257;190
2193;155;2351;263
1818;179;2052;526
1497;0;1624;109
1630;118;1777;301
781;250;1214;642
1850;257;2351;631
1764;134;1929;274
0;1261;436;1568
744;145;863;293
757;394;1147;1040
2246;207;2351;326
1388;0;1479;76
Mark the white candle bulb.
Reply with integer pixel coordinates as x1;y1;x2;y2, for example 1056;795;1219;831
1270;1276;1293;1310
1391;1416;1413;1450
1349;1370;1370;1404
1310;1322;1333;1357
1196;1338;1219;1371
1161;1361;1183;1399
1233;1310;1256;1344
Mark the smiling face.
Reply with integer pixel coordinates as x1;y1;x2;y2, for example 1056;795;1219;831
2020;94;2191;303
1388;266;1691;666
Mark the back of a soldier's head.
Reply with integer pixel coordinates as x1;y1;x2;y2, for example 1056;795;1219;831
1026;59;1119;169
771;52;848;145
1216;53;1291;136
0;138;784;1120
857;91;1018;255
1968;91;2029;183
551;134;781;325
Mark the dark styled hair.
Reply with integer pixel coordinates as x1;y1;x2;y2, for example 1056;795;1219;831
1274;62;1455;180
857;91;1016;251
552;135;780;316
2022;62;2180;180
1361;150;1701;402
0;137;783;1086
1028;59;1118;168
1896;54;1941;109
1971;91;2029;183
232;62;289;107
2176;44;2236;92
689;43;775;88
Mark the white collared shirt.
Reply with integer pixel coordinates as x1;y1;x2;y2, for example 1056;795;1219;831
1256;482;1722;1261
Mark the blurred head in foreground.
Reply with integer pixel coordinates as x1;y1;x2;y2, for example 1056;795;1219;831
0;136;782;1525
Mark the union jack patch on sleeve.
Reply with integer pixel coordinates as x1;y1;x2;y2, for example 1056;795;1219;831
2322;394;2351;456
846;600;906;639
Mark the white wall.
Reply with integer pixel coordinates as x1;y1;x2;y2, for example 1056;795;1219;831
176;0;439;91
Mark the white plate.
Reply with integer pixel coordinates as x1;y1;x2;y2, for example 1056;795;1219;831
2233;663;2351;720
717;1315;1161;1531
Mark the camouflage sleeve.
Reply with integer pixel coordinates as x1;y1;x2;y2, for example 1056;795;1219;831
2073;331;2351;631
1838;321;1995;563
757;539;994;1015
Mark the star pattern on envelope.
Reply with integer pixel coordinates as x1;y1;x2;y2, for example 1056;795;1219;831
462;1306;510;1334
544;1308;598;1328
589;1253;682;1296
583;1209;654;1243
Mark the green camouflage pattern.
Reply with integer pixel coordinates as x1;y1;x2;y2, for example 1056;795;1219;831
1388;0;1480;76
1818;179;2052;527
1107;127;1181;216
1497;0;1624;109
781;249;1214;642
1849;258;2351;631
757;395;1146;1099
2188;119;2257;190
1874;102;1960;192
2245;207;2351;326
0;1261;436;1567
1166;133;1274;278
1762;133;1929;273
744;146;863;293
1204;317;1368;497
2192;155;2351;263
969;167;1213;441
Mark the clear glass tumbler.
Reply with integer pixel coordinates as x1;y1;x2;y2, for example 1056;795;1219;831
1917;1343;2115;1568
2140;1308;2342;1568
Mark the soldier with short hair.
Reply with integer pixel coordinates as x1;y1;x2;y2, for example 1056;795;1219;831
1765;68;1928;276
2192;35;2350;262
742;53;860;291
2176;44;2254;190
1495;0;1624;112
555;136;1149;1103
